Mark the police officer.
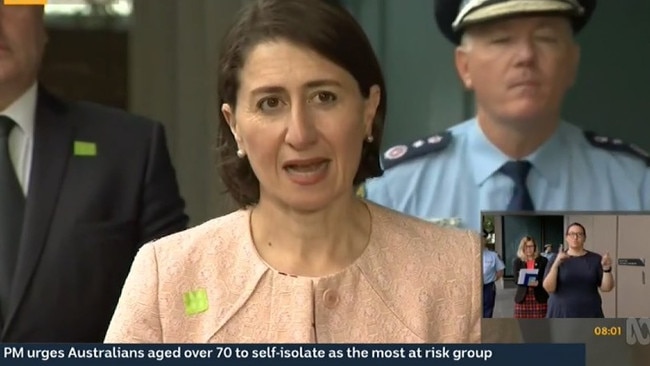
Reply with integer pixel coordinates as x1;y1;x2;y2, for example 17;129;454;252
362;0;650;231
361;2;650;363
482;231;504;318
541;243;557;262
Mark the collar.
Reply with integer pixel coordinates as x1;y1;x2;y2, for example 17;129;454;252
469;118;564;187
526;123;565;187
1;82;38;137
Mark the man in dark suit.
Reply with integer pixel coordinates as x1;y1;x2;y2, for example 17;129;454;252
0;5;188;342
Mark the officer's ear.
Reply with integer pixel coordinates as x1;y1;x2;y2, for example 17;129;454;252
455;36;473;90
566;42;581;88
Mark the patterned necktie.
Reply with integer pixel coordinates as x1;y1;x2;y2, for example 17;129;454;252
0;116;25;321
499;160;535;211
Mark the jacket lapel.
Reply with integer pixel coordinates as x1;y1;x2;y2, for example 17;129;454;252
4;89;72;331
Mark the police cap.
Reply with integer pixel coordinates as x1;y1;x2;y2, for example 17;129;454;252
434;0;597;44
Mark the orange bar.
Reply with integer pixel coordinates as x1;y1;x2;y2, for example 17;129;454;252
3;0;47;5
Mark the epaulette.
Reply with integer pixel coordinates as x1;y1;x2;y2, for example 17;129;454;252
584;131;650;166
381;131;452;170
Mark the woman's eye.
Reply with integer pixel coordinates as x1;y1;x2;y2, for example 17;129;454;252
491;37;510;44
257;97;283;111
311;91;337;104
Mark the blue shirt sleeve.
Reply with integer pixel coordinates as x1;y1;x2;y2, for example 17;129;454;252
496;255;505;271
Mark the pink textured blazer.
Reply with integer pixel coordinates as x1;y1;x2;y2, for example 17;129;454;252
104;203;481;343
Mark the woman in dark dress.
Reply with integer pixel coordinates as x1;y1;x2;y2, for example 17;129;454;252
513;236;549;318
543;222;615;318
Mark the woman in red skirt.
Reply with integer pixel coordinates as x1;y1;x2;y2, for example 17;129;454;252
513;236;549;318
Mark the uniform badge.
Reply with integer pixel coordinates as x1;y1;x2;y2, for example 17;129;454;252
630;144;650;158
584;131;650;166
384;145;408;160
412;140;425;148
427;217;462;228
380;131;453;170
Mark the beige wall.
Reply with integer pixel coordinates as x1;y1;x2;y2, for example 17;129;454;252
614;216;650;318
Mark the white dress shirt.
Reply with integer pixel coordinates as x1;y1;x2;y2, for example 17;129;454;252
4;82;37;195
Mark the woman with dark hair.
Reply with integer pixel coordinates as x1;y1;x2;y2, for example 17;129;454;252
543;222;615;318
104;0;481;343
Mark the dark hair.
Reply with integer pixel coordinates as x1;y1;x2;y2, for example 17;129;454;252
566;222;586;236
215;0;386;208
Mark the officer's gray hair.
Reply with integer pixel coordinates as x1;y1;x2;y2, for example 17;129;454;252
459;33;474;52
458;21;578;52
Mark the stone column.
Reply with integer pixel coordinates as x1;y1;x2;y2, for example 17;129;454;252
129;0;244;225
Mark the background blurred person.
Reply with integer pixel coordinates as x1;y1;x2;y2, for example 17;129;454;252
482;231;504;318
361;0;650;232
0;5;187;342
541;243;556;262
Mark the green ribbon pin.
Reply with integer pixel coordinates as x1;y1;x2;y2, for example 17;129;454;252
73;141;97;157
183;289;209;315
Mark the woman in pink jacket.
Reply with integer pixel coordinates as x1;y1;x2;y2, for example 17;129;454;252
104;0;481;344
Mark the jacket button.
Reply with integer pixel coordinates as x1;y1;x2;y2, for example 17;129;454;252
322;289;339;309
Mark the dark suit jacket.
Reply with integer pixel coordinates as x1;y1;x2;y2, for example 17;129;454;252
0;89;188;342
513;256;549;304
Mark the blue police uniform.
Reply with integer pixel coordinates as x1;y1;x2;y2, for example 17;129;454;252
362;118;650;231
482;248;505;318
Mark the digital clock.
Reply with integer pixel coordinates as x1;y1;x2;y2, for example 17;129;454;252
593;326;623;336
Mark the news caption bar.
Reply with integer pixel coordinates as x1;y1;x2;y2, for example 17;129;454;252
2;344;584;366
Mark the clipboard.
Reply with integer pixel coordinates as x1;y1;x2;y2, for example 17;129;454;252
517;268;539;286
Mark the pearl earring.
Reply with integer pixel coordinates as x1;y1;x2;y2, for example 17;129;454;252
236;149;246;158
366;135;374;143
